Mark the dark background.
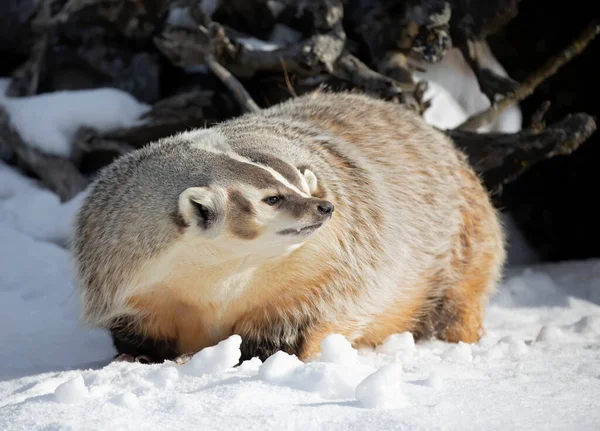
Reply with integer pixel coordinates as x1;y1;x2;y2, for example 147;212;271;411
487;0;600;263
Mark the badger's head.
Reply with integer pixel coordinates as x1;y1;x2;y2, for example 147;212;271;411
176;135;334;258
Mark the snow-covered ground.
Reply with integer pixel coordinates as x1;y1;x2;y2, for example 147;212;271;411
1;69;599;429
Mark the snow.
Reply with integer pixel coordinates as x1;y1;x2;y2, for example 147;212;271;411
0;78;150;157
419;80;470;129
54;375;89;404
502;211;540;267
1;60;599;429
181;335;242;376
415;43;522;133
378;331;416;354
355;362;408;409
319;333;360;365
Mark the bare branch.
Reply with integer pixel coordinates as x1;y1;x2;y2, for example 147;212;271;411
450;113;597;199
205;53;260;113
0;107;88;202
458;19;600;131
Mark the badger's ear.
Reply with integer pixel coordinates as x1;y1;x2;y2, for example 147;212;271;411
302;169;318;195
178;187;226;238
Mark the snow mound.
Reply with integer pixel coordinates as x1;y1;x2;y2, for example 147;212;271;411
419;80;469;129
443;342;473;363
257;350;304;384
0;78;150;157
378;332;416;355
181;335;242;376
355;363;408;409
110;391;140;408
0;163;88;246
319;333;359;365
54;375;89;404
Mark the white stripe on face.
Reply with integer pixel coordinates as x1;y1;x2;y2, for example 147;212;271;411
227;152;311;198
188;129;310;197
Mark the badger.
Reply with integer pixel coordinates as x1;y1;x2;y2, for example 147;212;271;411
73;90;505;364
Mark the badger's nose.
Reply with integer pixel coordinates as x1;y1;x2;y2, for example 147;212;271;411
317;200;334;216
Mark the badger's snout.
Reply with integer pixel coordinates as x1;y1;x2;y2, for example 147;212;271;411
276;198;334;237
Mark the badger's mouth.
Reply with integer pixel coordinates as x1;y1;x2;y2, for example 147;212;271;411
277;223;323;236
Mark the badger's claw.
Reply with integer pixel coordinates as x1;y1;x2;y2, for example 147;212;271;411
112;353;136;363
134;355;152;364
112;352;195;365
112;353;155;364
172;353;195;365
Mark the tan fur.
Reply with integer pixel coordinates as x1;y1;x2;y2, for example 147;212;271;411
73;90;505;362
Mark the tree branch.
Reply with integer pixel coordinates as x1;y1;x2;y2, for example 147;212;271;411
205;23;260;113
0;107;88;202
450;113;597;199
458;19;600;131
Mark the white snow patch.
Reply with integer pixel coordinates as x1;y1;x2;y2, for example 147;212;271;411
257;351;304;384
181;335;242;376
0;78;150;157
255;341;374;400
0;163;88;246
110;391;140;408
54;375;89;404
287;361;371;400
424;372;444;390
355;363;408;409
378;332;416;355
443;342;473;363
146;366;180;389
237;356;263;374
319;333;359;365
414;43;522;133
419;79;469;129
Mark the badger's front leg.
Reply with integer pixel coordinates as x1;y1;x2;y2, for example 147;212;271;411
232;312;312;362
237;327;307;363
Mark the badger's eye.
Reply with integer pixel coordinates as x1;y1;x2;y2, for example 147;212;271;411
264;196;281;205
